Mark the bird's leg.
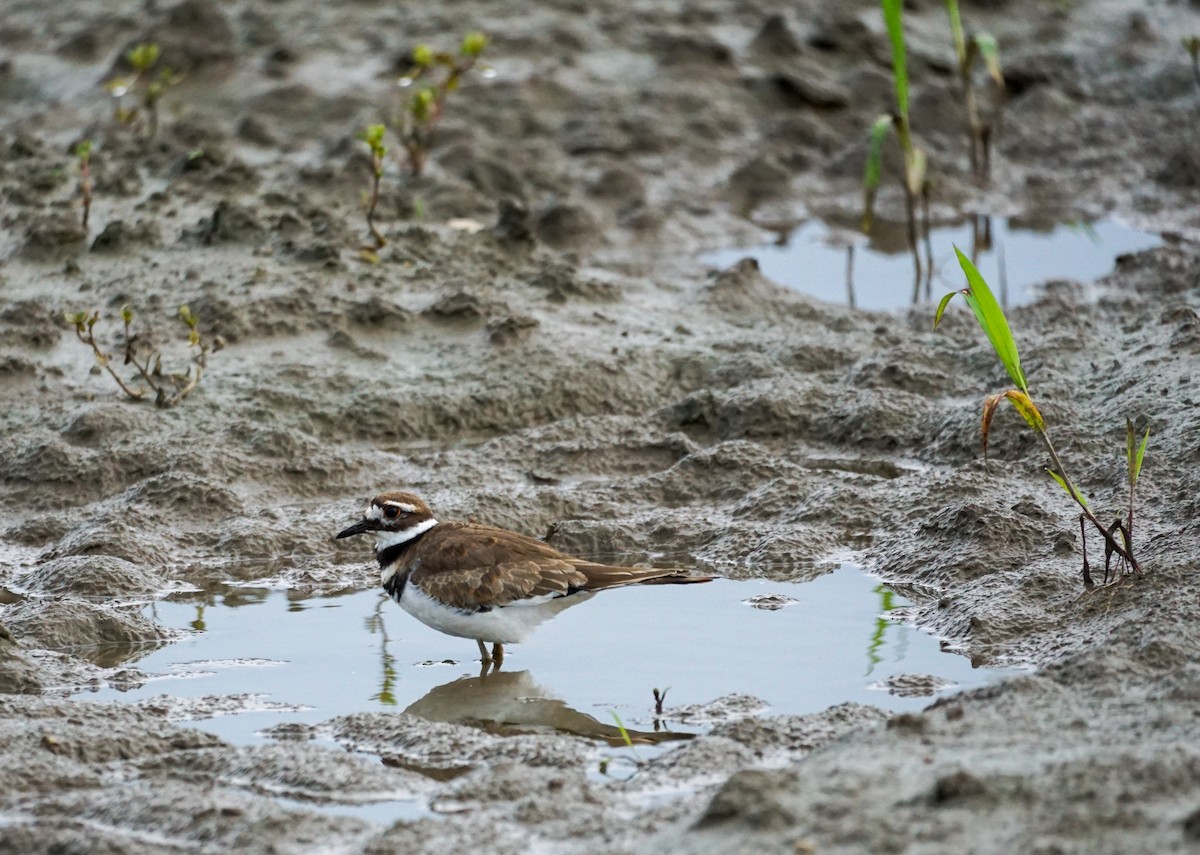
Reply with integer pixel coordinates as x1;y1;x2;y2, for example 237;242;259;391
491;643;504;668
477;639;492;664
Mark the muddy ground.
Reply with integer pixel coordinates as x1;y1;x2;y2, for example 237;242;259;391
2;0;1200;851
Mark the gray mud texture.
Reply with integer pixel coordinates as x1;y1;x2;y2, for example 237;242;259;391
2;0;1200;852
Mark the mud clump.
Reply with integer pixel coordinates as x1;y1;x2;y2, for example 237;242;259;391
0;623;41;694
4;599;175;666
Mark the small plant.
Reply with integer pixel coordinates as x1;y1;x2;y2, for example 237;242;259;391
66;305;213;408
357;123;388;249
862;0;930;301
1185;36;1200;91
75;140;93;230
106;43;180;138
946;1;1005;183
396;31;488;176
597;710;644;777
934;248;1149;586
652;686;669;716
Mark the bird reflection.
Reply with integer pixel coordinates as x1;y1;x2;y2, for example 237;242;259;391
404;669;694;748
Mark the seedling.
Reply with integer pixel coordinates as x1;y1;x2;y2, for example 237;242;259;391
597;710;644;778
66;305;213;408
946;1;1005;183
396;30;488;176
934;248;1149;586
106;43;180;138
75;140;93;230
862;0;930;301
652;687;669;716
356;123;389;249
1185;36;1200;91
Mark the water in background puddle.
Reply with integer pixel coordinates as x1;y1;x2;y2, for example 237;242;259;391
702;218;1161;311
78;564;1000;741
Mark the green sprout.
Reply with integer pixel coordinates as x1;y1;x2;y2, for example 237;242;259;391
862;0;930;301
934;248;1148;586
396;31;489;176
946;0;1005;183
595;710;644;777
357;123;389;248
75;140;93;230
1185;36;1200;91
105;42;180;138
66;305;213;408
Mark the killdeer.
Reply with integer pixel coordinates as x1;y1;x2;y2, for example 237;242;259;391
336;492;712;666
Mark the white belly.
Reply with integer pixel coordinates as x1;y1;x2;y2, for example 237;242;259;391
397;583;594;644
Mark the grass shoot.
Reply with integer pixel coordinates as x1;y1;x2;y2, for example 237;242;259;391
357;123;388;249
106;43;180;138
75;140;93;230
862;0;930;301
934;248;1148;586
946;0;1005;183
67;305;213;408
396;31;488;176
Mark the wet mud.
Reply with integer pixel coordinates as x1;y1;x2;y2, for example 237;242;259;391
2;0;1200;851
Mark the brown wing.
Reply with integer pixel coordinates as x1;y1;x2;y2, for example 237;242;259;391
410;523;589;610
568;562;714;591
411;523;712;609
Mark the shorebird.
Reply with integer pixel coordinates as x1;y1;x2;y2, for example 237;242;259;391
336;491;712;666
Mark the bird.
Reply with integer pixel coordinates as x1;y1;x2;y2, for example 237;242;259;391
336;491;713;666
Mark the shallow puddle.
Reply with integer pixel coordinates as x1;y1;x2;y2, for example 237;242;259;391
66;564;1014;823
702;218;1161;311
78;565;1001;743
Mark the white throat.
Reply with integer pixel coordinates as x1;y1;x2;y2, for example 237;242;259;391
376;517;438;584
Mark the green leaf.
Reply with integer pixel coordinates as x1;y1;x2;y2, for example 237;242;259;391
125;43;160;73
953;246;1028;394
933;289;962;329
881;0;909;120
945;0;967;66
861;114;893;233
973;33;1004;87
412;44;433;67
1047;469;1089;508
460;31;488;58
410;88;435;122
1126;419;1150;488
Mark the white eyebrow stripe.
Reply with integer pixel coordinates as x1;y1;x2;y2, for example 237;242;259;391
382;501;417;513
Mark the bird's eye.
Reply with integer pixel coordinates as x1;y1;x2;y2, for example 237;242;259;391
382;506;400;519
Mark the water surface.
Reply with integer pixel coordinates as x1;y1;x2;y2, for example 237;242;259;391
80;565;1000;744
702;218;1161;311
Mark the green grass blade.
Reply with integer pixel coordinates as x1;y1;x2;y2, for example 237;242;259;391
945;0;966;66
881;0;909;120
933;289;961;329
953;246;1028;394
861;115;892;233
973;33;1004;86
610;711;634;749
1127;421;1150;487
1047;469;1089;508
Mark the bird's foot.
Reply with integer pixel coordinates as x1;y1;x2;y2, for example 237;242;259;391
476;640;504;674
